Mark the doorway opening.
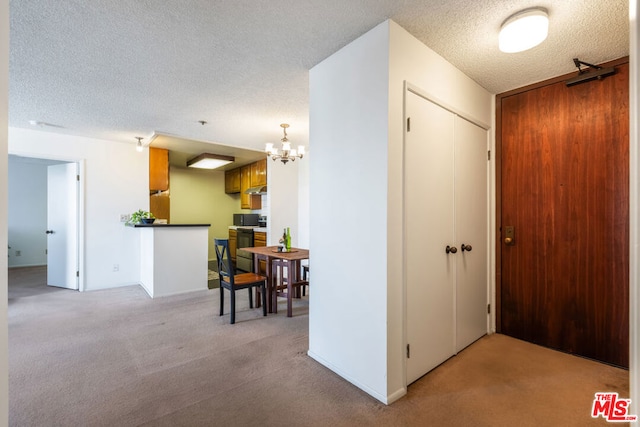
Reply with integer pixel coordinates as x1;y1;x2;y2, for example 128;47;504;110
7;154;83;292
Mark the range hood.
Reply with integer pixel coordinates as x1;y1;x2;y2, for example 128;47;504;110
244;185;267;195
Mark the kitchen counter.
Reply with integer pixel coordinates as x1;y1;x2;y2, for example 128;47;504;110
228;225;267;233
136;224;210;298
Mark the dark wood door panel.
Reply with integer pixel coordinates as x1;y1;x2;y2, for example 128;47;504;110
500;62;629;367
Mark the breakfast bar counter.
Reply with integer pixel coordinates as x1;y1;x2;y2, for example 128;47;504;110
134;223;210;298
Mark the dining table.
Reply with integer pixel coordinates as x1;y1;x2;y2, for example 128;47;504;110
241;245;309;317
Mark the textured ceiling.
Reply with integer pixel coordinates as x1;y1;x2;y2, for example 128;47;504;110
8;0;629;153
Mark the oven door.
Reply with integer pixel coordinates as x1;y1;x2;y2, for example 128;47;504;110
236;249;253;273
235;228;254;273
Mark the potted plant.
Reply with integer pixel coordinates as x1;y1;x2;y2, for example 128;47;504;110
126;209;155;225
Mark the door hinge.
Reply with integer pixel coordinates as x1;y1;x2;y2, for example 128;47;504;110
487;150;491;161
407;117;411;132
77;174;80;181
406;344;410;358
487;303;491;314
76;271;79;277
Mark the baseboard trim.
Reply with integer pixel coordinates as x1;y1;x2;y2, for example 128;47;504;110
307;349;403;405
8;263;46;269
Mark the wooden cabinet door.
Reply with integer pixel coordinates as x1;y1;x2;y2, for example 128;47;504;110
251;159;267;187
254;231;267;274
240;165;251;209
225;168;241;194
149;147;169;191
240;164;262;210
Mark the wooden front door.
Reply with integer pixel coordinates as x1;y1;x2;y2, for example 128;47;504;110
498;61;629;367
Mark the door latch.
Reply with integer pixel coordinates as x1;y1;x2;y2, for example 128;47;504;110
504;226;515;245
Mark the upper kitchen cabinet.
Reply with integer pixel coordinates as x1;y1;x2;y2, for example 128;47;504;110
149;147;169;191
250;158;267;187
240;164;262;210
225;167;241;194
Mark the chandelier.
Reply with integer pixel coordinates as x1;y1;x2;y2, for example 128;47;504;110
265;123;305;164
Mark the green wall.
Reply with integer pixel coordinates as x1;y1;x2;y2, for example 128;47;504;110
169;165;240;260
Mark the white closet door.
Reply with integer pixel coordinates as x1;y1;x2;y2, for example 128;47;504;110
454;117;488;352
406;91;455;384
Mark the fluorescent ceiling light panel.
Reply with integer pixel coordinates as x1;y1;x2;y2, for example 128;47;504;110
499;7;549;53
187;153;235;170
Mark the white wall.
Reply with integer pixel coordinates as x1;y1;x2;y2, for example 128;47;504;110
8;128;149;290
308;19;492;404
268;160;300;246
1;0;8;422
297;153;310;249
7;157;52;267
309;21;390;402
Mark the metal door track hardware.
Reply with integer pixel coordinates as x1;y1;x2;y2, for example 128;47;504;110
504;226;515;245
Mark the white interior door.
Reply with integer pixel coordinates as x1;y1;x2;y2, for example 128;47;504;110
406;91;456;384
454;117;488;352
47;163;78;289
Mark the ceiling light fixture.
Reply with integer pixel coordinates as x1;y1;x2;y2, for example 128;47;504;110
499;7;549;53
187;153;235;170
135;136;144;152
265;123;305;164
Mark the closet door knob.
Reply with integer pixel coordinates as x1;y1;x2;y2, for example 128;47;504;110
461;244;472;252
446;245;457;254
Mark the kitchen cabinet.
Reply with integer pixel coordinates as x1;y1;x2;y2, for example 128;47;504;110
225;168;241;194
150;192;170;222
254;231;267;274
149;147;169;191
240;164;262;210
250;158;267;187
229;229;237;263
405;90;488;385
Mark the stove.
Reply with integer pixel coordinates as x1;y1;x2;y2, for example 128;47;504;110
235;228;254;273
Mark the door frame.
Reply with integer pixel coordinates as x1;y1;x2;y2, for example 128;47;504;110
494;56;630;333
402;81;492;386
9;150;85;291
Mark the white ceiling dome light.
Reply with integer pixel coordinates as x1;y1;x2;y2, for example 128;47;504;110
499;7;549;53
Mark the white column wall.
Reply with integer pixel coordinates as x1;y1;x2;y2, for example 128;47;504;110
8;128;148;290
309;19;492;404
308;21;390;402
1;0;8;422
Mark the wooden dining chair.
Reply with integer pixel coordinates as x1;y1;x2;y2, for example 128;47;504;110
214;238;267;324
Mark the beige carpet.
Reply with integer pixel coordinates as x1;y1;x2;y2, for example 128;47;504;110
8;266;629;426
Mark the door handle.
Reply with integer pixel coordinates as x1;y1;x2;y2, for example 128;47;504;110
461;244;472;252
446;245;457;254
46;230;54;234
